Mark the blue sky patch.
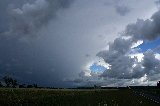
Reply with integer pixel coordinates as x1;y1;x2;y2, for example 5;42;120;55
90;63;106;73
137;37;160;52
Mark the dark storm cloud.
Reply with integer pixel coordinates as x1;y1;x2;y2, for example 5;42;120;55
0;0;36;32
97;38;139;79
125;10;160;41
142;50;160;75
99;55;135;79
0;0;74;87
97;45;160;82
97;38;133;66
0;0;158;87
96;8;160;86
4;0;74;38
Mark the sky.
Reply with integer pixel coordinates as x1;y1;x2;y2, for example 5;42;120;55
136;37;160;52
0;0;160;87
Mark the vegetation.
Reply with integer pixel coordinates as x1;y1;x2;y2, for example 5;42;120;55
136;88;160;97
0;88;159;106
3;76;18;88
0;76;38;88
0;76;159;105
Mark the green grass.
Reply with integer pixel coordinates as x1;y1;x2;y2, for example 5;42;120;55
0;88;159;106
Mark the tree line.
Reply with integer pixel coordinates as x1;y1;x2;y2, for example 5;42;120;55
0;76;38;88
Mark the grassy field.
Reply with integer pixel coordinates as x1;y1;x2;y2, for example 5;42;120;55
0;88;159;106
137;88;160;96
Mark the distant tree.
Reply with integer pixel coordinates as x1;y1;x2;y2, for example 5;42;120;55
19;84;26;88
3;76;18;88
12;79;18;88
94;85;101;89
0;81;3;87
33;84;38;88
157;81;160;88
3;76;12;87
27;85;33;88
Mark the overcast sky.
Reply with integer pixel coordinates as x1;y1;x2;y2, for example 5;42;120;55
0;0;160;87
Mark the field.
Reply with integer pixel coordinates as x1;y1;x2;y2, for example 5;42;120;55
0;88;159;106
137;88;160;96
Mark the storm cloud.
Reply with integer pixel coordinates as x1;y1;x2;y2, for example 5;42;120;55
4;0;73;38
125;10;160;41
0;0;159;87
95;7;160;86
0;0;75;87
